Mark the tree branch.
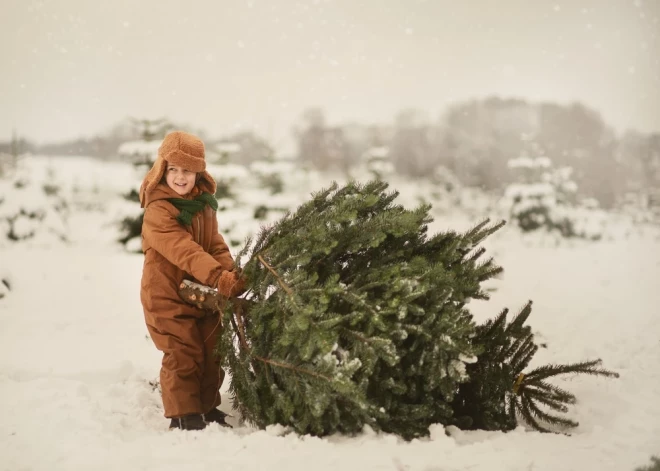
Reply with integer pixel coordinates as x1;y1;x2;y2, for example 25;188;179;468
233;302;250;351
257;254;293;295
253;356;333;382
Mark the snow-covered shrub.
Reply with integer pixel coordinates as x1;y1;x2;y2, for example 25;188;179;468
244;159;303;219
249;160;290;195
211;157;325;249
112;175;145;252
364;147;395;181
347;146;396;183
0;165;69;246
425;165;464;213
114;130;168;251
114;134;166;251
117;139;161;168
116;187;143;247
502;155;605;240
207;162;249;203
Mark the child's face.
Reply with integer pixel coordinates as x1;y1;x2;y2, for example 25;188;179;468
165;164;197;196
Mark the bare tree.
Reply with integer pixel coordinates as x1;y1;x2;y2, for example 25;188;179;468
389;109;438;178
294;107;355;174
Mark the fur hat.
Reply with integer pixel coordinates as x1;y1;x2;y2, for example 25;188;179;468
140;131;217;206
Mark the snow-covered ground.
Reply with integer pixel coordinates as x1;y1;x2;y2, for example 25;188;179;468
1;156;659;471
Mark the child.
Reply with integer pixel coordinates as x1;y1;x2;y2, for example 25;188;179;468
139;130;245;431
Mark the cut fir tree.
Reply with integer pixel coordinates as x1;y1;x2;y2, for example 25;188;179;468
179;180;618;439
224;180;502;439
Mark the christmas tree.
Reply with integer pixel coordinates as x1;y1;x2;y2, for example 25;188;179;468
215;180;503;439
182;180;617;438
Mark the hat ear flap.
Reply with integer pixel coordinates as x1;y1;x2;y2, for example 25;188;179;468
139;157;168;207
198;170;217;196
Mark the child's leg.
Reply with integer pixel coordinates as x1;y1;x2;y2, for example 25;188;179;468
198;314;224;413
147;317;205;418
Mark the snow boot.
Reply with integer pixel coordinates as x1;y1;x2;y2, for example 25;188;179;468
169;414;207;431
204;408;232;428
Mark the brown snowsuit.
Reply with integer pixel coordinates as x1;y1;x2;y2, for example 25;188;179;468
139;132;235;418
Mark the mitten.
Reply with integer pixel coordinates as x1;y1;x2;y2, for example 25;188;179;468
217;270;246;298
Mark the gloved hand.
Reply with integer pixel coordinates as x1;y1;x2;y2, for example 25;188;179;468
216;270;246;298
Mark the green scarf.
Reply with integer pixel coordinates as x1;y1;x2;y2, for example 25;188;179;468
166;192;218;226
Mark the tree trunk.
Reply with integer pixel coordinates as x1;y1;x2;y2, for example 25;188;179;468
177;279;251;313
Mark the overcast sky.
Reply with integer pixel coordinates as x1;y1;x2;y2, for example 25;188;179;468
2;0;659;148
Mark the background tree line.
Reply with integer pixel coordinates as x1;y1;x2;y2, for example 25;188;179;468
2;97;658;209
295;98;659;209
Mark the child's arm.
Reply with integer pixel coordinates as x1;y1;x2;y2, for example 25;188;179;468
143;201;224;286
209;211;235;271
